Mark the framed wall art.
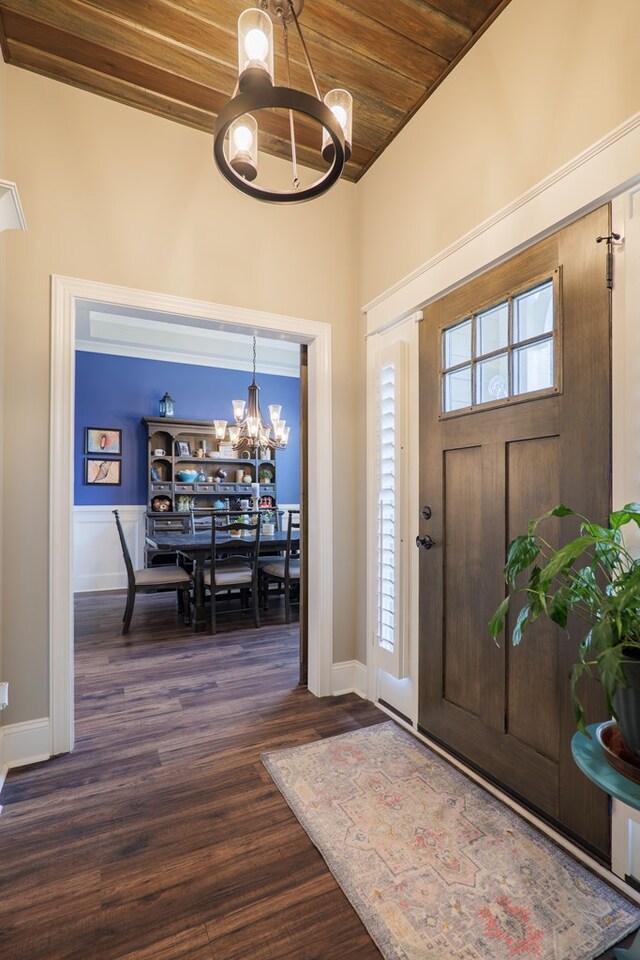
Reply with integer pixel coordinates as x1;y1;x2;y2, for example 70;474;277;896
85;427;122;455
85;458;121;485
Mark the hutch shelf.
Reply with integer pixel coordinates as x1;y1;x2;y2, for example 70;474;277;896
143;416;278;566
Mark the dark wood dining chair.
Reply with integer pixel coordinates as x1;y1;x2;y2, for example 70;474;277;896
202;512;262;634
113;509;192;635
260;510;300;623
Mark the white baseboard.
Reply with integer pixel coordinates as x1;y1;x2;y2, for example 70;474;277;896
0;717;51;802
331;660;368;698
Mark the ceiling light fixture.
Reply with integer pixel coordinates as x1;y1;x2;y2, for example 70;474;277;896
213;0;352;203
227;336;290;451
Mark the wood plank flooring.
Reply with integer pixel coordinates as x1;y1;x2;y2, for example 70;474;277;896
0;590;634;959
0;590;385;960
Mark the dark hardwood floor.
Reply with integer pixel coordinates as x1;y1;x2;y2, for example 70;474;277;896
0;590;634;959
0;590;385;960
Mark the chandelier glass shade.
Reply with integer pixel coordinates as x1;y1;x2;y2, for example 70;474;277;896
227;337;290;452
213;0;353;203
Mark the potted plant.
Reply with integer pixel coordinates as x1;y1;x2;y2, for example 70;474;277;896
489;503;640;752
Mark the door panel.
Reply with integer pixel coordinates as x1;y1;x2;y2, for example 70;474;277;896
418;206;611;858
506;436;560;759
444;446;483;715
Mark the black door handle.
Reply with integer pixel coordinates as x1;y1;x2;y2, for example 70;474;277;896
416;535;435;550
421;505;432;520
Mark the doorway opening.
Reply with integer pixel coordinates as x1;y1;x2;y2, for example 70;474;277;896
50;277;334;754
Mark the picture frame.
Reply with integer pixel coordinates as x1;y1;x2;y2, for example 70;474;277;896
176;441;191;456
85;427;122;455
85;458;121;485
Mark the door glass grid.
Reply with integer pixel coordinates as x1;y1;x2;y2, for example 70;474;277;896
441;278;555;413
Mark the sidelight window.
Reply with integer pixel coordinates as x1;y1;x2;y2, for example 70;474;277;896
441;276;557;414
374;340;408;679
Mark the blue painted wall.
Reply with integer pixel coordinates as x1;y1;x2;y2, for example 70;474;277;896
74;351;300;506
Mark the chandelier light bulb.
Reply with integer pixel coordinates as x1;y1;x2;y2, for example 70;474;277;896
331;104;348;131
268;404;282;424
244;27;269;65
237;8;273;89
228;114;258;182
322;88;352;164
214;419;228;440
233;123;254;154
232;399;246;423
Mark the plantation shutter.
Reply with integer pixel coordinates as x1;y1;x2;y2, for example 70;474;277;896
375;340;408;678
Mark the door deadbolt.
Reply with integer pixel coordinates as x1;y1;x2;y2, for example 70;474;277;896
416;534;434;550
421;505;432;520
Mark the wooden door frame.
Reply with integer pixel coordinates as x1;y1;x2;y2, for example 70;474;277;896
49;276;333;754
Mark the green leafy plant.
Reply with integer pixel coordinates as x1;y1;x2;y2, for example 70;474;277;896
489;503;640;734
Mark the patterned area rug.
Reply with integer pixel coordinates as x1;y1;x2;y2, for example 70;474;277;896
262;721;640;960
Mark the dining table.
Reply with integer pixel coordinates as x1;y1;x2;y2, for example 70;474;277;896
146;528;299;632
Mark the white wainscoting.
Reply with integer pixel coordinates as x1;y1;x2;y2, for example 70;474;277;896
73;505;146;593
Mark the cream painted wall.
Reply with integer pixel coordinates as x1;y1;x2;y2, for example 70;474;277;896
358;0;640;309
2;66;360;724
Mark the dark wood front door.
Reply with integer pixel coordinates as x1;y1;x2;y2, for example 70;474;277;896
418;206;612;859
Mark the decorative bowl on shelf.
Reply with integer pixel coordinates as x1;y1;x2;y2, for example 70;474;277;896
176;470;199;482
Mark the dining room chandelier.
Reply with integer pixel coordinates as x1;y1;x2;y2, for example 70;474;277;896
213;0;352;203
213;336;290;452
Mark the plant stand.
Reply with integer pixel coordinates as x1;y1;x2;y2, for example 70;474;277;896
572;725;640;958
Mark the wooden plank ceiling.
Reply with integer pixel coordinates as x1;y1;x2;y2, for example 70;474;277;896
0;0;511;182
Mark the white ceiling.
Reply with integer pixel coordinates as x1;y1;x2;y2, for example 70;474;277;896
75;300;301;378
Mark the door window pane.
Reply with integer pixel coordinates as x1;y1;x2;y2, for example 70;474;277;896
476;302;508;355
444;319;472;368
476;353;508;404
513;339;554;395
514;281;553;342
443;366;471;412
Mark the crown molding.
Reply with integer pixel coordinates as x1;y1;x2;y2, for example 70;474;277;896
363;110;640;332
0;180;26;232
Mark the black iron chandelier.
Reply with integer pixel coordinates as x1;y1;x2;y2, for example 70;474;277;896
212;337;290;452
213;0;353;203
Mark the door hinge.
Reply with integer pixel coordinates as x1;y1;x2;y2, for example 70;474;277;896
596;232;622;289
